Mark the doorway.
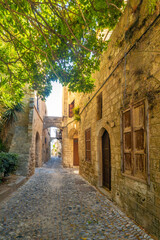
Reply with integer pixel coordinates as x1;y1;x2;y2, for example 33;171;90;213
35;132;40;167
102;130;111;190
73;138;79;166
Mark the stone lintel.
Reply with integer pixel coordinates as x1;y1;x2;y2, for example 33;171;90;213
43;116;62;129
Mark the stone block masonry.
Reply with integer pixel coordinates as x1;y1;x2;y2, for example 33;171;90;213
8;90;50;177
62;0;160;238
9;93;33;176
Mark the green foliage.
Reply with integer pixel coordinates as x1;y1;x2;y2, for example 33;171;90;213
73;106;80;115
73;106;81;121
58;152;61;157
0;139;7;152
0;102;24;130
0;158;5;177
0;0;126;104
147;0;158;14
0;152;18;179
52;144;56;149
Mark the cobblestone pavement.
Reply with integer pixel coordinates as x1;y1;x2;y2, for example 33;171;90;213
0;157;154;240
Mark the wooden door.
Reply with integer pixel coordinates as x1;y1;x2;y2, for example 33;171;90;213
102;130;111;190
73;138;79;166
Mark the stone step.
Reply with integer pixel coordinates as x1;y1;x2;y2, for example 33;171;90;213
0;176;27;203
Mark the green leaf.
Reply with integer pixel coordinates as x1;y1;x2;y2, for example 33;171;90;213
0;0;125;104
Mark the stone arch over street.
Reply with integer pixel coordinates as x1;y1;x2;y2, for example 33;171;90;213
43;117;62;159
97;125;112;189
43;116;62;129
35;131;40;167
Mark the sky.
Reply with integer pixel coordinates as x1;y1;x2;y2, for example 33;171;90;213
46;81;62;117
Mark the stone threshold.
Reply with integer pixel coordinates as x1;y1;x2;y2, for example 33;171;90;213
97;186;113;201
0;175;27;203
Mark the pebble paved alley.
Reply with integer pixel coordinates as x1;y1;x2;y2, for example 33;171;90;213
0;157;154;240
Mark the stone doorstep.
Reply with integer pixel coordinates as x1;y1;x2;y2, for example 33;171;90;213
97;186;113;201
0;176;27;203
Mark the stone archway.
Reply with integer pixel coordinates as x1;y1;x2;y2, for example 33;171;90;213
97;126;112;189
102;130;111;190
68;128;78;139
35;132;40;167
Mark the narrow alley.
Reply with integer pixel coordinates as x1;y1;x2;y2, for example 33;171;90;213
0;158;153;240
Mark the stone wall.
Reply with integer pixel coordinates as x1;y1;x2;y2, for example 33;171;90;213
42;128;50;163
28;95;50;175
62;87;80;167
62;0;160;238
7;90;50;176
9;92;32;176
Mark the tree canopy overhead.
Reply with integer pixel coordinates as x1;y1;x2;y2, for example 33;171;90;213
0;0;125;107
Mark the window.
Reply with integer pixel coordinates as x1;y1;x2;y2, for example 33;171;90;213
37;96;39;112
97;92;102;120
69;100;75;118
122;101;147;180
85;128;91;161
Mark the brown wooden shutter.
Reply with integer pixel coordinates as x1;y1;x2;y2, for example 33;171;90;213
123;110;132;175
133;103;146;179
69;100;75;118
122;101;146;180
85;128;91;161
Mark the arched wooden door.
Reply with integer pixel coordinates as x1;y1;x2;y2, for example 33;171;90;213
73;138;79;166
102;130;111;190
35;132;40;167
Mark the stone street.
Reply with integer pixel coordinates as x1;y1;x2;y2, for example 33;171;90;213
0;158;154;240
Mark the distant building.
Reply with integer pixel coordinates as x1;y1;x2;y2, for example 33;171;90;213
51;138;62;157
62;88;79;167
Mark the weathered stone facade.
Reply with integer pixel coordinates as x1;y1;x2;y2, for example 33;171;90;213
28;93;50;175
62;0;160;238
2;90;50;176
62;87;79;167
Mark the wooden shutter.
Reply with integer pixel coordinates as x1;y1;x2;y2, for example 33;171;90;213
73;139;79;166
85;128;91;161
69;100;75;118
122;101;146;180
123;110;132;175
133;103;146;179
